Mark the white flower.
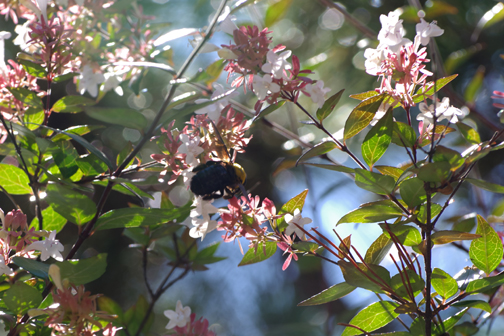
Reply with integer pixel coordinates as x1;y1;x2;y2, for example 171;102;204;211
417;97;465;124
415;12;444;46
252;74;280;101
194;83;238;121
377;11;410;53
177;134;204;167
181;168;195;189
284;209;312;238
364;47;386;76
261;50;292;80
190;196;218;220
189;217;218;241
0;255;13;276
218;16;238;35
164;300;191;330
78;65;105;97
36;0;49;22
304;80;331;108
0;31;12;75
218;47;238;60
102;72;123;96
25;230;64;261
188;35;220;53
13;21;33;52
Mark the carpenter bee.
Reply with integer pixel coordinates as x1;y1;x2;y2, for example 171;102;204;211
189;121;247;200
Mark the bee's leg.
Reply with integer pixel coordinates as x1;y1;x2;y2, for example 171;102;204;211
202;194;213;200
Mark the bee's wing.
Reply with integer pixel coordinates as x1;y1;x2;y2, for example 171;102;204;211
208;119;232;163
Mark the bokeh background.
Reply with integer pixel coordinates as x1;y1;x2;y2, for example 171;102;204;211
3;0;504;335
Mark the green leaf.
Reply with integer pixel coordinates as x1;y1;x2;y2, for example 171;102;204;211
53;72;79;82
238;241;277;266
412;74;458;102
469;215;503;274
364;233;392;265
0;164;32;194
433;146;464;170
51;125;104;142
265;0;292;27
298;282;355;306
316;89;344;122
52;96;97;113
296;141;339;165
76;154;108;176
344;93;387;141
362;107;393;168
95;206;191;230
381;224;422;246
464;67;484;104
400;177;426;208
12;257;49;279
41;125;113;170
304;163;354;174
53;141;80;178
453;213;477;232
59;254;107;285
433;308;468;336
45;183;96;225
451;300;491;313
465;272;504;293
193;242;225;265
85;107;148;130
410;317;426;336
375;165;404;180
30;206;67;233
338;260;390;293
9;87;43;109
391;122;416;147
4;282;43;315
417;161;451;183
432;268;458;299
253;100;286;121
23;107;45;130
431;230;481;245
280;189;308;215
417;203;442;224
341;301;399;336
338;200;403;224
18;59;48;78
354;169;395;195
390;270;425;298
98;296;124;323
466;178;504;193
349;90;379;100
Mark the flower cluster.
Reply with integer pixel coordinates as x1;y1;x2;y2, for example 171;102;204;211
164;300;215;336
0;209;64;276
221;25;330;110
30;265;116;336
363;11;466;128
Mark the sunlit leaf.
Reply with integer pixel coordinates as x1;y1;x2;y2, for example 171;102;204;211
265;0;292;27
0;163;32;195
433;308;469;335
95;206;191;230
457;122;481;144
52;96;97;113
417;161;451;183
338;200;403;224
354;169;395;195
238;241;277;266
298;282;355;306
432;230;481;245
469;215;503;274
466;178;504;193
451;300;491;313
344;94;387;141
4;282;42;315
296;141;339;165
45;184;96;225
364;233;392;265
432;268;458;299
412;75;458;102
391;121;416;147
316;89;344;122
30;206;67;233
341;301;399;336
362;107;393;168
400;177;426;208
465;272;504;293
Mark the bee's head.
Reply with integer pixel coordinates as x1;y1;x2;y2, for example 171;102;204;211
232;163;247;185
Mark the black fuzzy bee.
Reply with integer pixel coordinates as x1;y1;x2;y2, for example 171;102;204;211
189;121;247;200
